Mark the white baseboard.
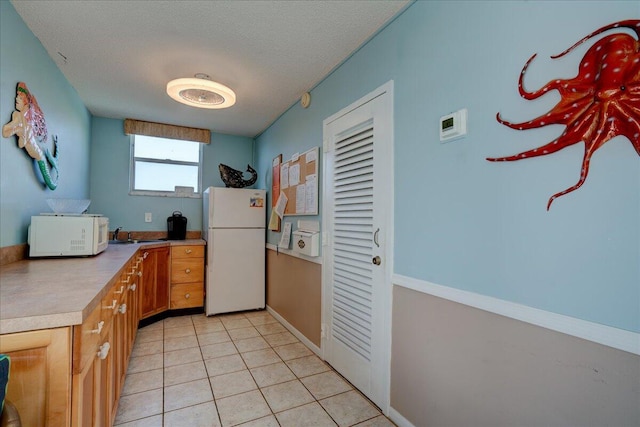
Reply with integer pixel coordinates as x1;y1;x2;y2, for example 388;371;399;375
266;305;322;356
389;407;416;427
393;274;640;356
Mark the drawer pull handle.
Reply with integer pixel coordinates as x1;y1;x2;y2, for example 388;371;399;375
185;249;192;254
97;342;110;360
185;293;190;299
114;285;125;294
128;283;137;292
137;271;142;277
91;320;105;334
185;268;191;274
104;299;117;310
118;303;127;314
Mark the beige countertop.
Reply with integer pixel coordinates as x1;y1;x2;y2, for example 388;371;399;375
0;239;204;335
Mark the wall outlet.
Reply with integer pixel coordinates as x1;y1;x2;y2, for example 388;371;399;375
144;212;152;223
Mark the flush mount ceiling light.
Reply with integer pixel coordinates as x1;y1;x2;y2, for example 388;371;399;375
166;73;236;109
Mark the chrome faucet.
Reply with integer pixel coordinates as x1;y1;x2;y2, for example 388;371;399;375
113;227;122;241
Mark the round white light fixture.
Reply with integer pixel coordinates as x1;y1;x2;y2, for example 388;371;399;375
166;74;236;109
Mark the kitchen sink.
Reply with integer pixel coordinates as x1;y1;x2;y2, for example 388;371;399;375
110;239;167;244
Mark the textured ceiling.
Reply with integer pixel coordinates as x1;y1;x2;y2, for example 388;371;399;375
11;0;411;137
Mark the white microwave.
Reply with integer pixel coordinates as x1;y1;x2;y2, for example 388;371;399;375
28;214;109;257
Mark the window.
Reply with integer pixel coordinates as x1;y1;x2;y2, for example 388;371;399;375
129;135;203;197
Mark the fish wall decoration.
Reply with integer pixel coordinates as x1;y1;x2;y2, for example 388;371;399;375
219;163;258;188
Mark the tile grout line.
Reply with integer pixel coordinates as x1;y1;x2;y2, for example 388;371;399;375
120;312;392;426
161;323;165;425
230;313;388;426
210;314;336;426
223;316;282;426
223;314;342;426
194;315;225;427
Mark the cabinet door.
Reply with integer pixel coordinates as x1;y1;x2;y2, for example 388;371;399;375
141;246;170;319
128;255;143;347
0;327;71;426
94;321;115;427
114;296;127;404
72;347;97;426
72;302;101;426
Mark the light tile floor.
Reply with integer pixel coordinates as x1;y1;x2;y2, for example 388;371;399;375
114;310;396;427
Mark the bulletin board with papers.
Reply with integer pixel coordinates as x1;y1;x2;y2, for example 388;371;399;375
279;146;319;216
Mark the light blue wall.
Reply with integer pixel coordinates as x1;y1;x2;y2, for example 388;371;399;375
1;0;256;244
89;117;255;233
256;1;640;333
0;1;91;247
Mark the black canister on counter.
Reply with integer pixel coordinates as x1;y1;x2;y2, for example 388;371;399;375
167;211;187;240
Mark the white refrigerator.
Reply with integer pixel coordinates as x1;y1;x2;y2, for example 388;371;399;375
203;187;266;316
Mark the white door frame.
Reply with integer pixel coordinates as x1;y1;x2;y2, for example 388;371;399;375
321;80;394;414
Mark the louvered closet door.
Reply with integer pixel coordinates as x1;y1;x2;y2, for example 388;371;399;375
323;82;393;413
332;125;375;368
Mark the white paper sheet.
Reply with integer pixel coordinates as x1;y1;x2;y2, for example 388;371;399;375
275;191;288;218
278;222;292;249
295;184;306;214
280;163;289;189
289;163;300;186
305;174;317;214
268;209;280;231
306;149;317;163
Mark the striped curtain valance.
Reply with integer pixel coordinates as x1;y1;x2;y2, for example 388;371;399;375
124;118;210;144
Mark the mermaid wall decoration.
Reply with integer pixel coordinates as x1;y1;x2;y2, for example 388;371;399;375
2;82;59;190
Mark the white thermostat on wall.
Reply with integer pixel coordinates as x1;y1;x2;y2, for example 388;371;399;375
439;108;467;142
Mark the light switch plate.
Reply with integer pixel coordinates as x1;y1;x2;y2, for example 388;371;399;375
145;212;152;223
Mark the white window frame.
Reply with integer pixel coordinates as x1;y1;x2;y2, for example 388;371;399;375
129;134;204;198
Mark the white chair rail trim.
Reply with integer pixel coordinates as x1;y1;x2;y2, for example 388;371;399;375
393;274;639;356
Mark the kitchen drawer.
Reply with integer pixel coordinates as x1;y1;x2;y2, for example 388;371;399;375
171;258;204;283
171;244;204;260
170;282;204;309
73;302;102;373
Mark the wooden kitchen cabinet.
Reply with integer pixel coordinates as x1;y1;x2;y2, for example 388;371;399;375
71;280;118;427
71;297;102;426
95;318;115;427
123;254;143;367
71;254;143;426
0;327;71;427
0;245;144;427
170;244;204;309
111;255;142;422
140;246;170;319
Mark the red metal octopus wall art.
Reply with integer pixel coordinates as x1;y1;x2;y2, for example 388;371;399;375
487;20;640;210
